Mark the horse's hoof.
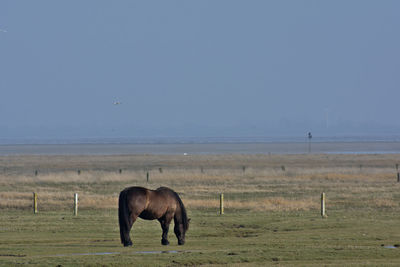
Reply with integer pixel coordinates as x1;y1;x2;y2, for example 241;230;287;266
161;239;170;246
178;240;185;245
124;241;133;247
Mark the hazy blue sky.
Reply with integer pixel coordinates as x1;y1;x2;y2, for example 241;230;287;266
1;1;399;140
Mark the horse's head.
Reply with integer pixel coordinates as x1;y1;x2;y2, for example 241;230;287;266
174;218;190;245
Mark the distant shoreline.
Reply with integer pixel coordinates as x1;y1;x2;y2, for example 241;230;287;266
1;135;400;145
1;141;400;156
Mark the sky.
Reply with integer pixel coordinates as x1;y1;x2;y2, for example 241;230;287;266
1;1;400;140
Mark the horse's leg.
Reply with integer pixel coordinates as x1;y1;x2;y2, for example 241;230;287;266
158;214;173;245
123;213;138;247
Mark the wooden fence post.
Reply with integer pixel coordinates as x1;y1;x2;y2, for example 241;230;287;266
321;192;327;218
33;192;38;214
220;193;224;215
74;193;78;216
146;172;149;182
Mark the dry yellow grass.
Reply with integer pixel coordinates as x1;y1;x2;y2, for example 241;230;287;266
185;197;318;211
1;154;400;212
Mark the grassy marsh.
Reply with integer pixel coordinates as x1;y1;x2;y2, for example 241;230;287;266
1;153;400;266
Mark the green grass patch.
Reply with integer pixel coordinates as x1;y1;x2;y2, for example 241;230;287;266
1;209;400;266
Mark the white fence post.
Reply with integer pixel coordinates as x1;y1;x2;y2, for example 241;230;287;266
321;192;327;218
33;192;38;214
74;193;78;216
220;193;224;215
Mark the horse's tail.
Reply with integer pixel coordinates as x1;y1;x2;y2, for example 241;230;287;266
173;190;189;231
118;189;130;245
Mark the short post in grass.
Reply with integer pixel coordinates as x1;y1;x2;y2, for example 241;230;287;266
74;193;78;216
146;172;149;182
220;193;224;215
396;164;399;182
33;192;38;214
321;192;327;218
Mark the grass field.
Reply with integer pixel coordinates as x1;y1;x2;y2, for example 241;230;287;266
1;154;400;266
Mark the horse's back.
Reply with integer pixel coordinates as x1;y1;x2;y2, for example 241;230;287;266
155;186;175;195
122;186;148;199
155;187;179;205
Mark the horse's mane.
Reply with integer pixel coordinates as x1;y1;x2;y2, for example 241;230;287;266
158;187;189;231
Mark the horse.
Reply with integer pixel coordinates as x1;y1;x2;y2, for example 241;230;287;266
118;186;190;247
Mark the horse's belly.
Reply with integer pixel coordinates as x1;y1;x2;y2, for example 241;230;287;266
139;210;159;220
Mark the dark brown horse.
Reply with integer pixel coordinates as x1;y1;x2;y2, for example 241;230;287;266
118;186;190;247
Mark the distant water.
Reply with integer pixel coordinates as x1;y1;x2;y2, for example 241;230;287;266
1;136;400;155
2;135;400;145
